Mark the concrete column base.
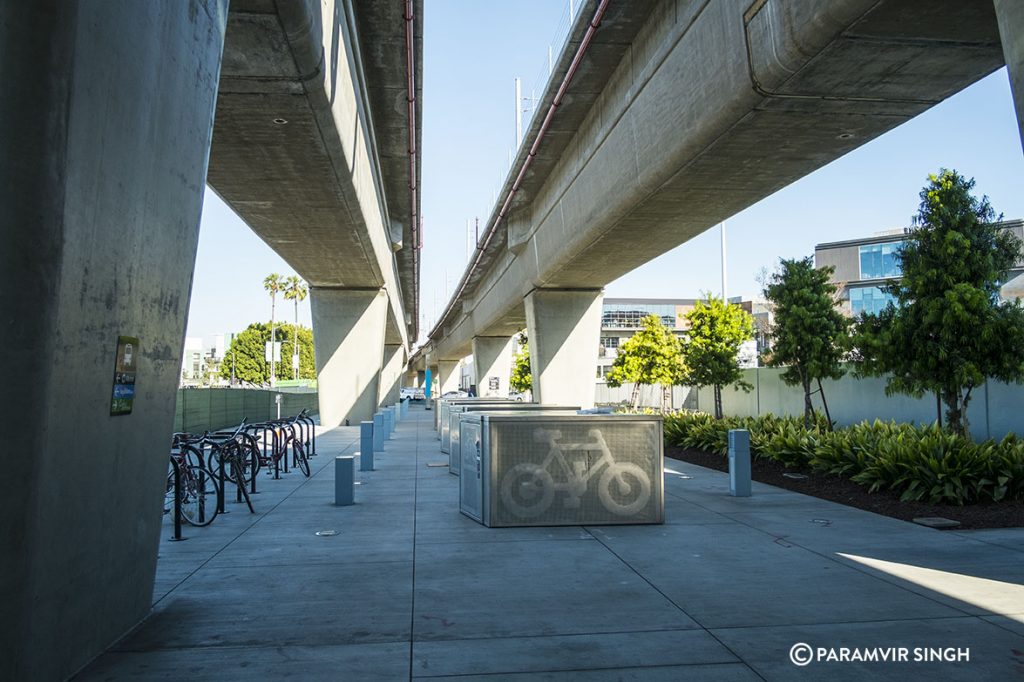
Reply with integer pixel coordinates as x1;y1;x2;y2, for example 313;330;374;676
525;289;603;408
473;335;515;397
311;288;387;426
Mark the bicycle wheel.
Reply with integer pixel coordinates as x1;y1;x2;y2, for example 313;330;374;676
499;463;554;519
598;462;652;516
179;463;219;526
293;441;310;477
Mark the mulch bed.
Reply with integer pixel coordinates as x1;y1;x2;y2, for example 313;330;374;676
666;445;1024;530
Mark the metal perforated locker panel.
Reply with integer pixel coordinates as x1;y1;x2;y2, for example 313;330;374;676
449;404;579;474
441;400;517;454
459;419;484;521
484;415;664;527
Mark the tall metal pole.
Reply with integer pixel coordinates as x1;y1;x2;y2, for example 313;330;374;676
721;221;728;301
568;0;575;23
514;77;522;148
548;45;553;75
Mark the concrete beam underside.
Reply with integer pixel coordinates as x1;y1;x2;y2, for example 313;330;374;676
525;289;602;409
311;288;388;425
0;2;228;679
472;336;515;398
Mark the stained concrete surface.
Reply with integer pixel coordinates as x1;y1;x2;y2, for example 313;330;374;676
77;406;1024;680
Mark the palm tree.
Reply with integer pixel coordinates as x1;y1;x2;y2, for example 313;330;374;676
263;273;283;386
283;275;308;379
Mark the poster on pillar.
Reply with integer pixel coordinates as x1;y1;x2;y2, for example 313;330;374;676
489;377;499;391
110;336;139;416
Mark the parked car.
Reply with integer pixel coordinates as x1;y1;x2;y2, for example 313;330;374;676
400;387;426;401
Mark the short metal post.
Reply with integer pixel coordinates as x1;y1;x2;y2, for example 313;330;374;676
384;408;394;440
373;412;385;451
729;429;752;497
335;456;355;506
359;421;374;471
393;402;401;423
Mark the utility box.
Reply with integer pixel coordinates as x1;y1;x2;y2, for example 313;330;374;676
449;406;580;476
459;414;664;527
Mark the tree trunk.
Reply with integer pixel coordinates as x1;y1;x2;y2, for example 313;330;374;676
942;387;964;437
293;299;299;380
630;382;641;411
801;371;812;430
960;385;974;439
935;392;943;428
816;377;833;431
270;296;276;387
713;385;723;419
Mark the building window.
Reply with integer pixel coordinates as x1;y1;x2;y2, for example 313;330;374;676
850;285;896;315
600;337;619;349
601;304;677;329
859;242;902;280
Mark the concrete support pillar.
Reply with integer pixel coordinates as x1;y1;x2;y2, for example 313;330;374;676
437;360;461;395
0;2;228;678
417;369;426;388
311;288;387;426
472;336;515;397
996;0;1024;149
378;344;404;407
525;289;603;408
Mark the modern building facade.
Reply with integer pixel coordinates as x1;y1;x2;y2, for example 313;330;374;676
815;219;1024;315
597;297;766;380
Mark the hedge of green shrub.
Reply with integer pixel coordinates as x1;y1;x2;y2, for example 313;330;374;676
663;412;1024;505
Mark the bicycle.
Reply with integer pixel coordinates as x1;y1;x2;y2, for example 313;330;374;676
165;438;219;526
499;427;652;518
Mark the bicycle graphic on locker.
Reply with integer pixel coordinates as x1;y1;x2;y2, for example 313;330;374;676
500;427;652;518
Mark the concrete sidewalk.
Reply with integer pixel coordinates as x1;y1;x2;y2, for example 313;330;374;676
77;405;1024;680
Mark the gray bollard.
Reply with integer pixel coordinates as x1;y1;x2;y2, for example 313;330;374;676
402;398;408;418
335;456;355;506
393;402;402;423
359;421;374;471
373;412;385;451
384;407;394;439
729;429;752;497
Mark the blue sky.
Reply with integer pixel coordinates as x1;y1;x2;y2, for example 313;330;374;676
185;2;1024;345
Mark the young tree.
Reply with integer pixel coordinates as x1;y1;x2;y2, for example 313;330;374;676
510;332;532;393
853;169;1024;437
680;295;755;419
263;273;283;386
763;257;850;428
220;322;317;385
605;314;684;411
283;275;308;379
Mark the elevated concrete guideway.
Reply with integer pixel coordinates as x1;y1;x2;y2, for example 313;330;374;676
209;0;423;425
415;0;1021;407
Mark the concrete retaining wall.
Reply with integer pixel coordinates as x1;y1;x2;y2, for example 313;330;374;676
697;367;1022;441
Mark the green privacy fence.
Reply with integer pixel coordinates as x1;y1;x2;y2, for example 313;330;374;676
173;388;319;434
